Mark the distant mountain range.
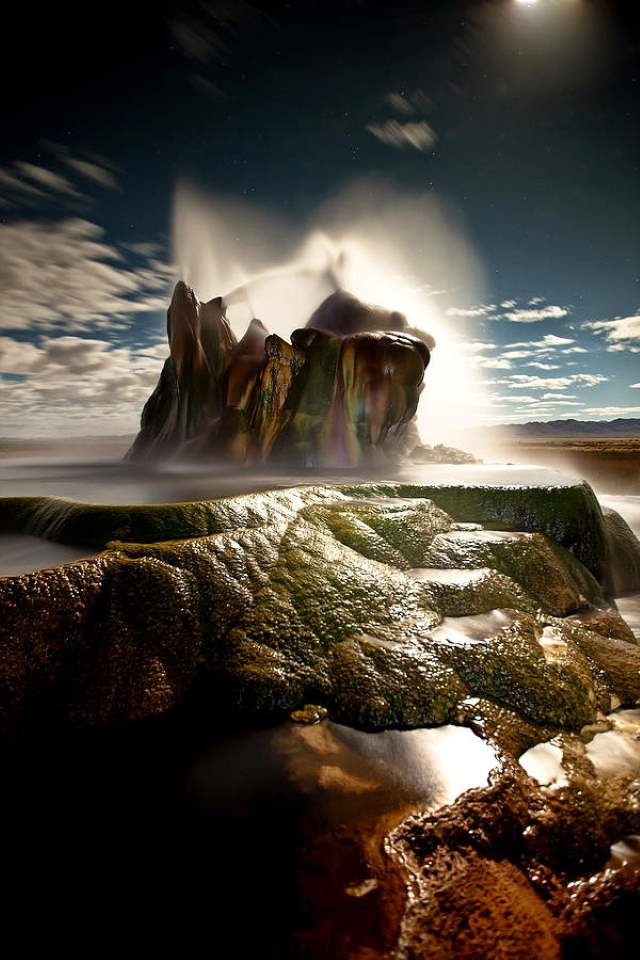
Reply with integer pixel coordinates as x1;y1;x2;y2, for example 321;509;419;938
486;418;640;439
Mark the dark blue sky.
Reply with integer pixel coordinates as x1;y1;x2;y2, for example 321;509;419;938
1;0;639;435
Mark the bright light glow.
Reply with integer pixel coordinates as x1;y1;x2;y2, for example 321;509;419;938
172;181;488;444
516;0;538;5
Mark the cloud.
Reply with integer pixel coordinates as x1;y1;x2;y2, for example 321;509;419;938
500;300;517;309
384;89;433;115
366;120;437;151
522;400;584;407
14;162;86;200
0;334;167;436
41;141;120;190
502;373;608;390
0;218;173;332
562;346;588;354
167;1;259;65
62;157;119;190
541;393;578;400
446;305;496;318
584;315;640;351
507;334;574;348
630;383;640;389
501;305;569;323
581;406;640;416
526;362;561;370
459;340;497;354
477;357;512;369
0;169;47;201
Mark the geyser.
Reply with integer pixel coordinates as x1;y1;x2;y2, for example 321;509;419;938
171;180;489;445
128;280;433;467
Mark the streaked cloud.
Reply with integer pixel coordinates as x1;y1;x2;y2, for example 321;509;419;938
501;373;608;390
0;169;47;201
581;406;640;416
477;357;512;369
0;334;166;436
459;340;497;354
0;218;173;331
41;141;120;190
384;89;433;115
366;120;437;152
584;315;640;351
14;162;86;200
446;305;496;318
501;304;569;323
507;334;574;348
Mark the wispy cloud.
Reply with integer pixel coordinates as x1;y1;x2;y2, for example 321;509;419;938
0;169;47;202
507;334;574;348
42;141;120;191
366;120;437;151
501;373;608;390
584;315;640;352
167;0;259;64
458;340;497;354
14;162;86;200
446;305;496;318
444;301;570;324
0;334;166;436
0;218;173;331
501;304;569;323
384;89;433;115
581;406;640;416
477;357;512;369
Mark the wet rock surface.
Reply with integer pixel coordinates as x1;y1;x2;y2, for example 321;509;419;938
0;481;628;734
2;479;640;956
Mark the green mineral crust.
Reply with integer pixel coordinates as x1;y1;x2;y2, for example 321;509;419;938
1;482;638;738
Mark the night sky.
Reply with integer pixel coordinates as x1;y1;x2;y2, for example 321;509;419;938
2;0;639;437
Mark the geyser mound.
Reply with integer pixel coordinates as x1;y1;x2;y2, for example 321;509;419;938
128;281;434;467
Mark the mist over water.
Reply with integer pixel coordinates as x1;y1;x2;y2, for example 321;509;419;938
172;179;488;445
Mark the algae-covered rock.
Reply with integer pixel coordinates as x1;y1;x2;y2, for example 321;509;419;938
340;479;608;582
0;484;632;735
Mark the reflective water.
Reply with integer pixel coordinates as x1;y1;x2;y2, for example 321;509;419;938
0;533;96;578
188;721;498;820
429;609;517;647
519;741;568;789
520;710;640;786
0;452;581;506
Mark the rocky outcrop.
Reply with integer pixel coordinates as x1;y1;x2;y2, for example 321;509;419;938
127;282;433;466
0;482;632;735
2;481;639;956
127;281;237;459
603;506;640;595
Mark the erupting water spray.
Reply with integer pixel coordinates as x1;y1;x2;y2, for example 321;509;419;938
171;179;489;446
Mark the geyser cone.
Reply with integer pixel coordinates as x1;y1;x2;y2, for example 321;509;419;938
128;283;432;467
